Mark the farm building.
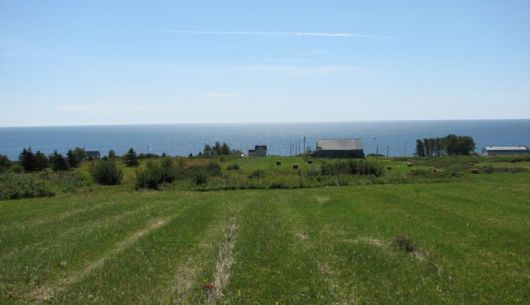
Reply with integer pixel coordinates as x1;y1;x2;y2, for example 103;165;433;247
85;151;101;160
482;146;529;156
311;139;365;158
248;145;267;157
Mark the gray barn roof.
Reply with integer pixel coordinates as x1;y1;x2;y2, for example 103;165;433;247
483;146;529;151
316;139;363;151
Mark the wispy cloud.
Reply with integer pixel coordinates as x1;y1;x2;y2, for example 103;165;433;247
168;30;380;38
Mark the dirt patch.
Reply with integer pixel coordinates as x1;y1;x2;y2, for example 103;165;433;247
296;232;309;241
206;218;238;305
343;237;386;248
315;196;331;204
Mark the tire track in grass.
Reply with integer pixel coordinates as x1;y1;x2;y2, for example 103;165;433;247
0;201;110;232
222;191;334;304
1;200;167;261
168;200;248;305
52;194;241;305
206;217;238;305
281;192;359;305
27;217;173;302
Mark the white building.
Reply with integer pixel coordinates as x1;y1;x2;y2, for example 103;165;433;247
482;146;529;156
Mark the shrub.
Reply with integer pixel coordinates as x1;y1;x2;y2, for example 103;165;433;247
0;173;54;200
89;160;123;185
249;169;265;178
67;148;85;168
206;161;222;176
160;157;178;182
321;160;384;177
192;170;208;185
227;164;240;171
391;235;415;253
136;161;163;189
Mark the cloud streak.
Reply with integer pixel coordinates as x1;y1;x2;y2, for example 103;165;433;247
168;30;379;38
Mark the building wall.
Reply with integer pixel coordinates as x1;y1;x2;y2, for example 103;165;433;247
311;150;365;158
249;147;267;157
483;150;529;156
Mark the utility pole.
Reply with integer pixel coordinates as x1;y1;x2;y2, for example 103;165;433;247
303;136;306;155
386;145;389;158
376;144;379;156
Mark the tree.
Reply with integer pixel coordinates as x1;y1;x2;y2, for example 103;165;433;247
221;142;231;155
34;151;49;171
123;148;139;167
108;150;116;159
415;140;425;157
49;151;70;171
90;160;123;185
0;154;11;172
67;147;85;168
19;147;35;172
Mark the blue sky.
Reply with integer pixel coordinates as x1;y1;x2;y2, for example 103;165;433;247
1;0;529;126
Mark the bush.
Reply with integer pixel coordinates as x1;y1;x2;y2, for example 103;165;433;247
192;171;208;185
391;235;416;253
0;173;54;200
90;160;123;185
227;164;240;170
136;161;163;189
249;169;265;178
321;160;384;177
160;157;178;182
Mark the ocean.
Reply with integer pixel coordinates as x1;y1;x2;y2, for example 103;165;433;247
0;120;529;160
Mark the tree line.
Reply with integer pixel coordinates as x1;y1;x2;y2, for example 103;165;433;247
415;134;476;157
12;147;141;172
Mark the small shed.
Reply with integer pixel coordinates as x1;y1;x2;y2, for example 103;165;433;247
311;139;364;158
482;146;529;156
248;145;267;157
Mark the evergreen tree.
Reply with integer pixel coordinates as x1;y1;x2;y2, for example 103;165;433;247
49;151;70;171
123;148;139;167
19;147;35;172
108;150;116;159
34;151;49;171
415;139;425;157
0;154;11;172
221;142;231;155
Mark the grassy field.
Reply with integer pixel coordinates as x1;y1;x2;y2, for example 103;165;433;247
1;164;529;304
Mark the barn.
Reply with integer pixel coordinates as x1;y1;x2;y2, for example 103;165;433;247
311;139;365;158
248;145;267;157
482;146;529;156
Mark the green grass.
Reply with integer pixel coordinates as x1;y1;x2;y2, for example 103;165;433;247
1;169;529;304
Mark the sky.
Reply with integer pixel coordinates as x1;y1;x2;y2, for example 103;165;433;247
1;0;529;127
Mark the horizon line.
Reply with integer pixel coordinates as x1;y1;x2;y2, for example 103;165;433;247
1;118;529;128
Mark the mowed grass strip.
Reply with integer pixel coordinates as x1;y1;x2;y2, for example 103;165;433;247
1;192;195;304
50;193;239;305
0;191;177;257
0;173;528;305
221;190;334;304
